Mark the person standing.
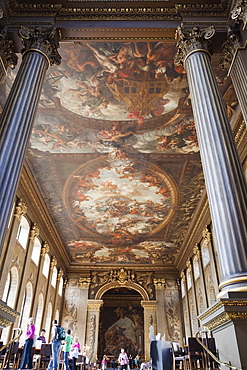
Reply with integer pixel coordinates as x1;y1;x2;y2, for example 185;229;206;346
71;336;81;370
101;355;107;370
64;329;72;370
118;349;128;370
37;329;46;344
47;320;62;370
19;317;36;369
134;355;140;369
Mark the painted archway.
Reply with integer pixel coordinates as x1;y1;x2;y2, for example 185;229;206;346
95;281;149;301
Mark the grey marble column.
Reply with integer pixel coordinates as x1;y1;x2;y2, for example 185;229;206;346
175;26;247;296
219;26;247;124
0;27;61;252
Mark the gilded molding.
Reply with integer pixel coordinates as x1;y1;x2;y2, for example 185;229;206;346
205;311;247;330
15;199;27;219
0;304;19;317
199;300;247;321
0;317;12;327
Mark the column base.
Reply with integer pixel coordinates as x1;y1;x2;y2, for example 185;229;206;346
198;292;247;370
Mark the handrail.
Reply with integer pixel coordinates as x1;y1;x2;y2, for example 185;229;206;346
0;328;23;352
195;330;242;370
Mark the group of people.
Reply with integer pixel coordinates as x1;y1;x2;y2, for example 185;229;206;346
19;318;82;370
101;349;140;370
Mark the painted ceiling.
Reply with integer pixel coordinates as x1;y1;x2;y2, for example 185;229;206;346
5;8;237;266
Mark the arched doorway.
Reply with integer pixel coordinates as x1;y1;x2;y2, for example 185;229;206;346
98;287;144;361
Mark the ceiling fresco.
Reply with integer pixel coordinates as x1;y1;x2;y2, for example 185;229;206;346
10;39;234;266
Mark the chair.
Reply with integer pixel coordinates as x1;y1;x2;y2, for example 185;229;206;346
202;337;218;370
171;342;187;370
37;344;52;369
4;341;19;369
59;350;64;370
187;338;205;370
76;354;85;370
0;342;7;369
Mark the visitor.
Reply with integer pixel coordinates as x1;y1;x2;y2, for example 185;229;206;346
71;336;81;370
118;349;128;370
37;329;46;344
101;355;107;370
64;329;73;370
19;317;36;369
47;320;63;370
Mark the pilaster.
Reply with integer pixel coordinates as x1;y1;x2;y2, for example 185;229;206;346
86;299;103;363
141;300;157;361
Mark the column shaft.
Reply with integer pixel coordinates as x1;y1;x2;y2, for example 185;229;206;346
185;50;247;292
0;51;48;249
230;52;247;124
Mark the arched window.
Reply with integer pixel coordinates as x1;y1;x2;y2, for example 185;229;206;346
51;266;57;288
16;216;30;249
31;237;42;266
2;266;19;308
45;302;53;342
35;293;44;336
19;281;33;345
42;253;50;278
58;276;63;296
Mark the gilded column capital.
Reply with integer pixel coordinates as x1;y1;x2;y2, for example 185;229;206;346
50;256;57;269
14;199;27;219
186;259;192;272
231;0;247;28
30;223;39;241
41;242;49;256
78;277;91;289
87;299;104;311
202;226;212;243
153;278;166;290
63;277;68;288
193;244;201;259
180;270;186;280
57;268;64;280
140;300;157;311
219;26;242;72
174;25;215;67
0;30;18;71
18;26;61;68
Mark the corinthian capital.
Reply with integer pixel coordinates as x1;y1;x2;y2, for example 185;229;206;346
18;27;61;67
0;30;18;71
231;0;247;28
174;25;215;67
15;199;27;219
219;26;242;71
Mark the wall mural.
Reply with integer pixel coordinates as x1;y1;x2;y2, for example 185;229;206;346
8;40;235;265
99;303;143;359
